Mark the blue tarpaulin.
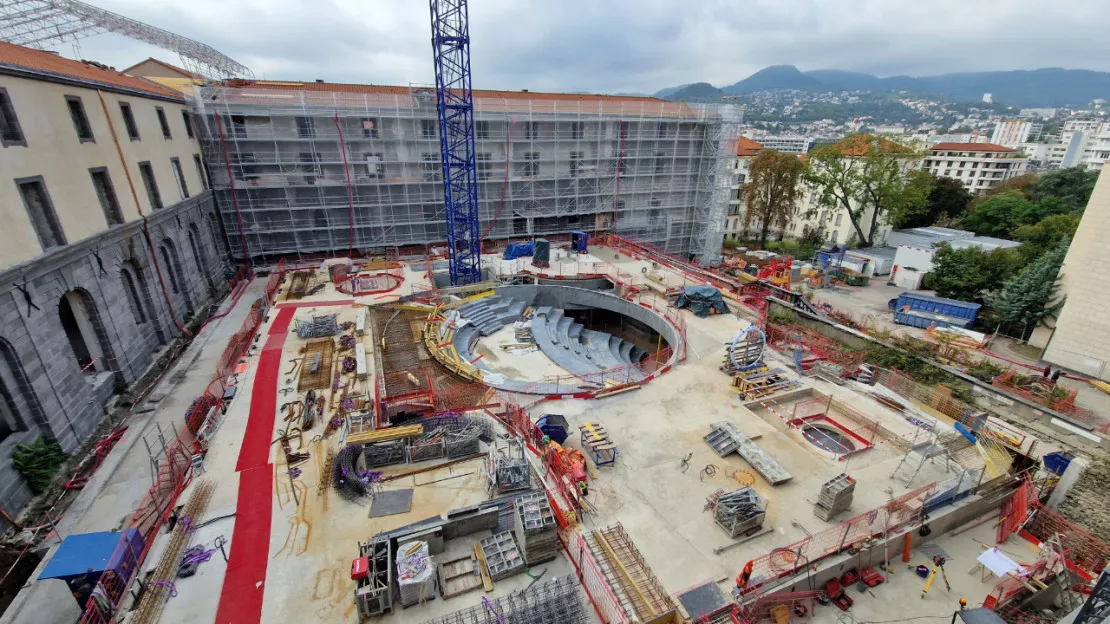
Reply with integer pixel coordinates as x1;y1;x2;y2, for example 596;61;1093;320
571;231;588;253
675;285;730;318
503;241;534;260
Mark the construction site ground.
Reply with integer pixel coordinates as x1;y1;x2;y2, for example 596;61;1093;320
39;245;1078;624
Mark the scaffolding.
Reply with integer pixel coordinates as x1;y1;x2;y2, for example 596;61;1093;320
194;84;740;261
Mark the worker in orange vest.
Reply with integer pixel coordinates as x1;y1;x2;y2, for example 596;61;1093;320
735;560;754;593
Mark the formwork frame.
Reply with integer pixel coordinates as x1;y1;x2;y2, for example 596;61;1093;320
194;86;739;260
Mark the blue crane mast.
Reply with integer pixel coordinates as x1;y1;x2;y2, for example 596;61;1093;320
429;0;482;286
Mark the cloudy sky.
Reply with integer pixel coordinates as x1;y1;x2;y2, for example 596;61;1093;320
61;0;1110;94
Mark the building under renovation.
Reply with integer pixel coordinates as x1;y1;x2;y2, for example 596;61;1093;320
193;82;740;262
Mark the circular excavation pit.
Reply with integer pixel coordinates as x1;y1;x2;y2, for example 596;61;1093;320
800;423;857;455
426;284;683;396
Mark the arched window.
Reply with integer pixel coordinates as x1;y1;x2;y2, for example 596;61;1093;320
159;246;180;293
58;290;114;373
121;267;145;323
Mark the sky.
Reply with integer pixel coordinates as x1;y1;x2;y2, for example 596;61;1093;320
57;0;1110;95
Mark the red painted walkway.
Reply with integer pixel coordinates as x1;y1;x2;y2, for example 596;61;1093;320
216;307;293;624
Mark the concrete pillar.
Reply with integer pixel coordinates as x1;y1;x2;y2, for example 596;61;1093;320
1047;456;1090;509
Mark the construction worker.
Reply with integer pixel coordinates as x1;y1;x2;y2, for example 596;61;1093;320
735;560;754;593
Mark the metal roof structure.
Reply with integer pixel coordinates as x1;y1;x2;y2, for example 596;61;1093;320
0;0;251;79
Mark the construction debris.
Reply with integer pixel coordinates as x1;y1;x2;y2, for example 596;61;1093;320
706;487;767;538
396;540;436;607
488;438;531;494
705;422;793;485
814;473;856;521
296;313;339;338
514;492;558;565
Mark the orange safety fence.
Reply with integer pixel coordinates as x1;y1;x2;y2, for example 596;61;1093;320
1022;501;1110;577
741;481;937;596
993;370;1108;432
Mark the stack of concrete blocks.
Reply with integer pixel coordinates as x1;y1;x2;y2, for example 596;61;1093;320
514;492;558;565
814;473;856;521
479;531;525;581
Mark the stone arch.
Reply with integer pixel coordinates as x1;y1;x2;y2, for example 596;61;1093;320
58;288;116;374
160;238;194;314
0;337;44;443
124;257;167;345
120;264;146;324
187;223;214;291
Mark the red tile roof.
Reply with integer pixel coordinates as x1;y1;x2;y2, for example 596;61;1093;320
0;42;183;101
930;142;1017;153
224;79;669;104
737;136;764;157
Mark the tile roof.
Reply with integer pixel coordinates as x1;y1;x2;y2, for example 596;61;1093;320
223;79;670;104
0;42;183;101
930;142;1018;153
736;136;764;157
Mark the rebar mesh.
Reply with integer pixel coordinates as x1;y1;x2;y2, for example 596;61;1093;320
418;576;588;624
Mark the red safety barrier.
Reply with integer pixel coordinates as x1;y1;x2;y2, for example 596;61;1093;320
560;531;632;624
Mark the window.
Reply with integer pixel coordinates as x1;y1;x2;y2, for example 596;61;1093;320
617;152;627;175
121;268;145;323
170;157;189;199
364;153;384;178
569;151;583;177
229;114;247;138
182;110;194;138
0;87;26;146
420;119;437;139
119;102;140;140
657;122;669;139
300;152;321;184
834;213;843;226
971;161;978;169
944;169;951;176
65;95;94;142
525;121;539;139
295;116;315;138
231;153;259;180
959;161;965;168
160;247;179;293
654;152;667;174
476;153;492;180
360;118;378;138
570;122;583;140
17;177;66;249
476;121;490;140
520;152;539;177
422;153;441;181
137;161;163;210
193;155;208;190
89;168;123;225
155;106;172;139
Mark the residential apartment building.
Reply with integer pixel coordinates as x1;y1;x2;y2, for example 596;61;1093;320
922;143;1030;194
194;81;741;263
990;120;1034;148
750;134;812;154
724;137;763;239
1043;164;1110;380
0;42;228;518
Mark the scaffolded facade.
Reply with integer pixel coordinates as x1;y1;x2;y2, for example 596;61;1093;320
194;83;740;262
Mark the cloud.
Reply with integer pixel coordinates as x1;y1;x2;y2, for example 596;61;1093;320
59;0;1110;93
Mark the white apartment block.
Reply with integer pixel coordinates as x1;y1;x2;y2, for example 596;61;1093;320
751;135;812;154
991;120;1033;148
922;143;1030;195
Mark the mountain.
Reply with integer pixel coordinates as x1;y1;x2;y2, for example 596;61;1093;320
653;84;690;99
722;65;822;94
662;82;725;103
656;66;1110;107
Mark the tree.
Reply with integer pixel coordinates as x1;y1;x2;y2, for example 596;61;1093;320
1028;167;1099;212
988;238;1069;337
1012;213;1081;260
743;149;806;247
804;134;929;247
923;243;1024;304
983;173;1038;199
897;174;973;228
959;191;1035;237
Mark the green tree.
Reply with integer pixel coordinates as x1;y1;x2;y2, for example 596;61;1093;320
743;149;806;247
1012;213;1081;260
1028;167;1099;212
988;239;1068;336
804;134;929;247
897;174;973;228
959;191;1034;237
923;243;1024;303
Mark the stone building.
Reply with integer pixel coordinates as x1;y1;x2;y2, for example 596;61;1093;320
0;42;228;517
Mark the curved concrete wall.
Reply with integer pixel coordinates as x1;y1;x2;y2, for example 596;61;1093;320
493;284;681;363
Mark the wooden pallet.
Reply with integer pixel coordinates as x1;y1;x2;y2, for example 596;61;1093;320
437;555;483;598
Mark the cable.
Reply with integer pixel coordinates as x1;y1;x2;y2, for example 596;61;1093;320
96;90;192;339
479;119;515;253
334;113;356;259
213;112;253;274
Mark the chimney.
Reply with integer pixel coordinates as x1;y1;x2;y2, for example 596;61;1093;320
522;89;529;93
315;79;324;83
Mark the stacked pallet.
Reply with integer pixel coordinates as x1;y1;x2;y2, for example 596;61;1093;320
814;473;855;521
478;531;525;581
396;540;436;607
514;492;558;565
514;321;535;343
